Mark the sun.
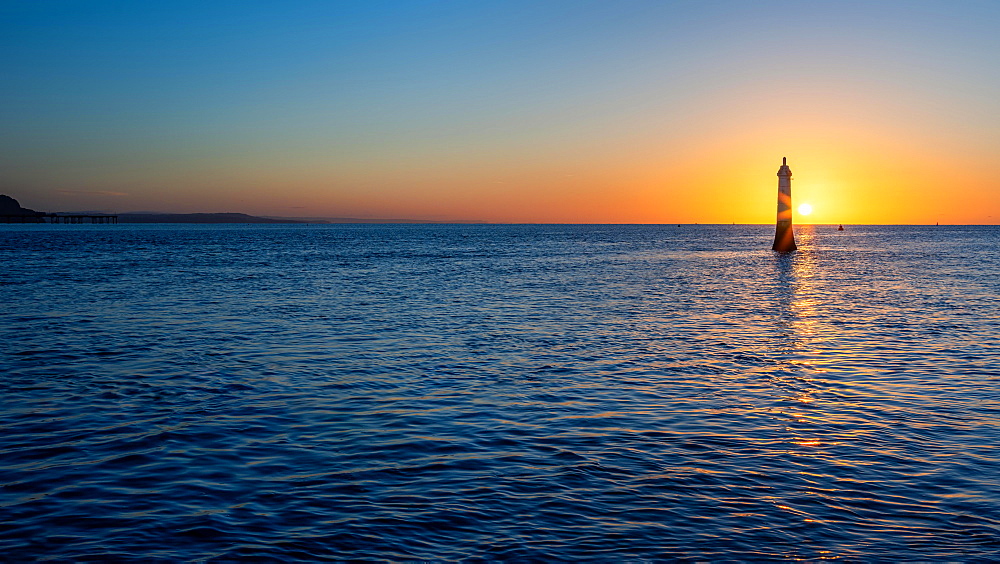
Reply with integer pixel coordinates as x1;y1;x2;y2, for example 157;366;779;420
798;203;813;216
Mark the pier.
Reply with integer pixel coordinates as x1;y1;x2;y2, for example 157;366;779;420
46;214;118;224
0;213;118;224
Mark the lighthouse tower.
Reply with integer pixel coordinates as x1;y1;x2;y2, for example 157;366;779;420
772;157;797;252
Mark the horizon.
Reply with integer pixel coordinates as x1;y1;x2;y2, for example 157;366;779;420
2;193;989;225
2;1;999;224
1;191;994;226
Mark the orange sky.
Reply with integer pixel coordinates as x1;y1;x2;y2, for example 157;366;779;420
3;1;998;223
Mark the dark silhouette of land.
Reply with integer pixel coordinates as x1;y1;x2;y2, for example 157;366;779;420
2;194;486;224
120;214;487;223
0;195;46;222
119;214;488;224
118;213;307;224
1;194;118;223
294;217;485;224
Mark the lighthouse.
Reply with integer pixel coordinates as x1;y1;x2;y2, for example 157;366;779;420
772;157;797;252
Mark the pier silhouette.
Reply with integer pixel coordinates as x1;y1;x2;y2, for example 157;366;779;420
0;194;117;224
0;212;118;224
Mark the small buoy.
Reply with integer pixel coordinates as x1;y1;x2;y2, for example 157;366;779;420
838;224;844;231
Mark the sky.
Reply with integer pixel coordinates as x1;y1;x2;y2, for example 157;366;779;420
2;0;999;223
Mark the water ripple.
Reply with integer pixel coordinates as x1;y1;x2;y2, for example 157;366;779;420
1;224;998;560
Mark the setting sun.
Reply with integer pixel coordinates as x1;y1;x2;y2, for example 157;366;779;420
798;203;813;216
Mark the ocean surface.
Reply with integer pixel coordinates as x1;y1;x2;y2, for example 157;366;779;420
1;223;998;561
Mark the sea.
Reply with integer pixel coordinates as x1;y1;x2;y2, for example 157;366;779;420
1;223;998;561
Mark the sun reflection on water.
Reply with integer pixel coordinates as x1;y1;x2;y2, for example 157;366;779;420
770;225;843;457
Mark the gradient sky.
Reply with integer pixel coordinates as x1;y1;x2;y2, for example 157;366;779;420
2;0;999;223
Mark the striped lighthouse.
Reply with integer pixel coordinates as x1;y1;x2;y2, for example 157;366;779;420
772;157;797;252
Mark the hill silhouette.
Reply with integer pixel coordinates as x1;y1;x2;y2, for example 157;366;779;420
118;212;308;224
0;195;46;222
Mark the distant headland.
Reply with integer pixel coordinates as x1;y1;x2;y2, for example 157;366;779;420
117;214;485;224
0;195;47;222
0;195;483;224
118;213;307;224
1;195;297;224
0;195;117;223
114;214;484;224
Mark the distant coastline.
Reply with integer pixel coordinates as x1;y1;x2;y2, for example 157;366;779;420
118;213;307;224
2;194;486;224
118;213;487;224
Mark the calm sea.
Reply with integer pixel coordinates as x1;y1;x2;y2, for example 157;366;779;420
1;224;998;561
